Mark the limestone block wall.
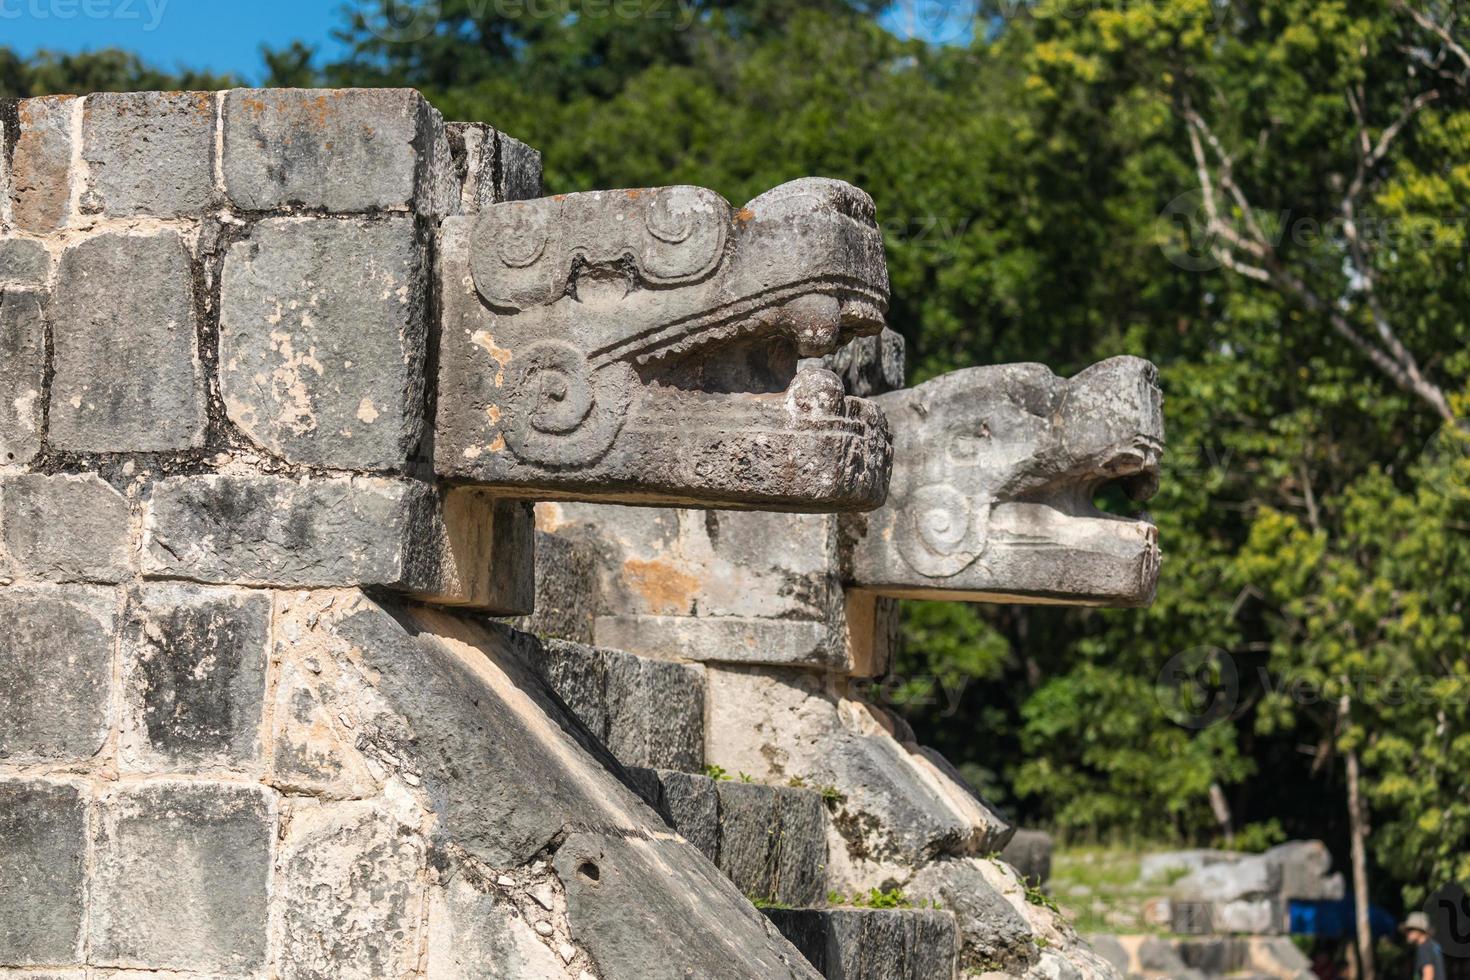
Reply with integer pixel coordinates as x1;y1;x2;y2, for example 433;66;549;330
0;89;826;980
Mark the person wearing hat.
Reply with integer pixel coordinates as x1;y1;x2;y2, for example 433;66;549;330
1403;911;1448;980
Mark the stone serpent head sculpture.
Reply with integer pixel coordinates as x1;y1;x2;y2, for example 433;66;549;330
435;178;893;511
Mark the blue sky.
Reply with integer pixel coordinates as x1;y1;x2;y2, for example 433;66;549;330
0;0;351;80
0;0;972;83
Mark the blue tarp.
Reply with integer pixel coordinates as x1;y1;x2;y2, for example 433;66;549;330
1290;899;1399;939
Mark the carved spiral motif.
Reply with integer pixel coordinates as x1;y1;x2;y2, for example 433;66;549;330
502;341;630;469
898;483;990;579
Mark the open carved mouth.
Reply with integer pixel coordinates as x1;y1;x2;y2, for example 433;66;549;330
631;286;889;435
610;177;891;448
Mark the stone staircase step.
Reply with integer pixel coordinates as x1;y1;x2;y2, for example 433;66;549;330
628;767;829;908
519;636;706;772
763;907;958;980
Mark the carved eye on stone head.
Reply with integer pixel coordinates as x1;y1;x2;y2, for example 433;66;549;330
472;200;560;311
639;186;729;283
646;192;695;244
496;205;551;268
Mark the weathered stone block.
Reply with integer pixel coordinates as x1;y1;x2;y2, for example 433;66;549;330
0;115;7;227
907;859;1035;974
1;474;131;582
554;832;821;980
0;290;45;468
510;529;600;645
425;875;572;979
90;781;273;972
277;802;424;980
143;475;533;613
434;178;892;510
222;88;453;214
764;907;959;980
1259;839;1345;900
526;638;705;772
658;769;721;863
852;356;1164;607
332;603;653;867
704;665;1011;867
604;647;705;772
267;651;379;800
775;786;828;908
714;781;782;899
498;132;544;203
219;216;427;470
1173;855;1280;901
0;779;86;966
596;614;839;668
530;638;611;741
627;767;720;863
541;502;851;670
82;91;215;217
49;231;204;452
9;97;75;232
446;123;545;213
0;239;50;286
119;584;270;772
716;781;827;908
0;585;113;765
1001;828;1053;887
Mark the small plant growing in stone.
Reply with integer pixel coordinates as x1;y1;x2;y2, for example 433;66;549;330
829;887;913;909
703;764;731;782
738;771;755;783
1024;882;1059;913
819;785;845;805
787;775;808;788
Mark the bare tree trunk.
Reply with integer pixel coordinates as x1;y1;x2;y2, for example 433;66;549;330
1209;781;1234;846
1347;748;1376;980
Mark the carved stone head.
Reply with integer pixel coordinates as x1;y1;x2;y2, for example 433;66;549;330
435;178;893;511
849;356;1164;607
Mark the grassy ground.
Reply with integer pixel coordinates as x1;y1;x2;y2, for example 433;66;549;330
1049;845;1175;935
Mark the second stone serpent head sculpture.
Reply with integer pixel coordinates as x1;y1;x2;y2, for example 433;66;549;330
852;355;1164;608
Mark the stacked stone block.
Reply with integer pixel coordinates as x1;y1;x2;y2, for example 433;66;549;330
0;88;538;612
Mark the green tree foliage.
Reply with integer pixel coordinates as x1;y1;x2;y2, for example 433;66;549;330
0;47;233;97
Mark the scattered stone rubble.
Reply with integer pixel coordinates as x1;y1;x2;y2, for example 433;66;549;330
1084;842;1341;980
1;85;1164;980
1144;841;1345;935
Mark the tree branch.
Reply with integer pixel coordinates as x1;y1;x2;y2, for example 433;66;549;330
1179;93;1455;422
